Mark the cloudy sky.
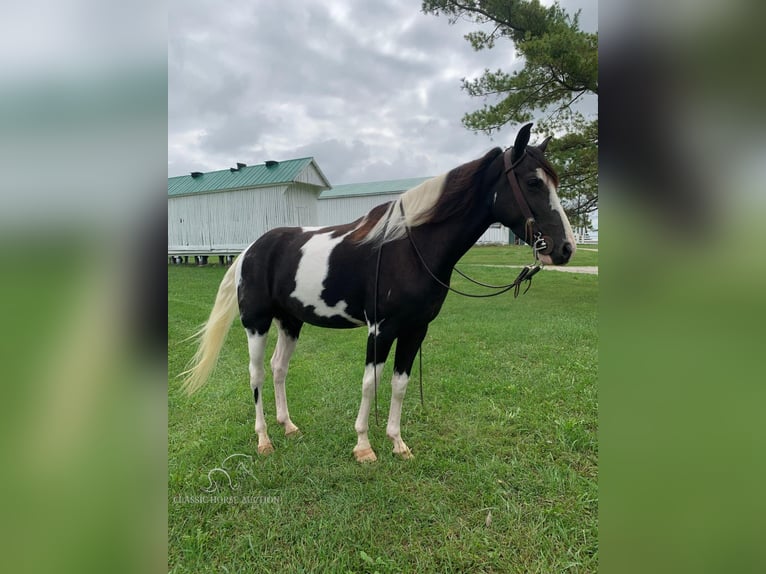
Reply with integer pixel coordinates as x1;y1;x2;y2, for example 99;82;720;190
169;0;596;185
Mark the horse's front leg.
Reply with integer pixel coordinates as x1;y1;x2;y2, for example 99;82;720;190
387;372;413;459
353;324;394;463
387;324;429;460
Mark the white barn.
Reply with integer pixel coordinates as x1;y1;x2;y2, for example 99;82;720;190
317;177;430;227
168;158;330;255
318;177;513;244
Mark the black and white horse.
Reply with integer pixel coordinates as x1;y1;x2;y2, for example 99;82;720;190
181;123;576;462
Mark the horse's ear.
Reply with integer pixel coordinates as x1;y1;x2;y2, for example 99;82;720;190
512;123;533;163
538;135;553;153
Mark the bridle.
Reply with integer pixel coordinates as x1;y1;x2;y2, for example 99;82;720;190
503;148;554;258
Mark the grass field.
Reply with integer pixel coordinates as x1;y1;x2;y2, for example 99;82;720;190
169;245;598;573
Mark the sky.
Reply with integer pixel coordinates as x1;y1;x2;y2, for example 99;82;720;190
169;0;596;185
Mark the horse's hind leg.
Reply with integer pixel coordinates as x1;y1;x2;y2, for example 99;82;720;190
271;318;302;436
246;325;274;455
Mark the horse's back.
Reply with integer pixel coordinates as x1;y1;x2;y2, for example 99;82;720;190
241;220;361;274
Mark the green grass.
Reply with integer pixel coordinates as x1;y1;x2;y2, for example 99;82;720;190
169;245;598;573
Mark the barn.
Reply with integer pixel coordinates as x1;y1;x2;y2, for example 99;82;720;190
167;157;330;257
317;177;513;244
168;157;514;261
317;176;430;226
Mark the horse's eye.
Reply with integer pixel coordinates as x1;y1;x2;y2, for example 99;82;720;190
526;178;542;188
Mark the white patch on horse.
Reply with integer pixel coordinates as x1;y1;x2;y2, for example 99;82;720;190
367;319;384;337
291;231;364;325
537;168;577;252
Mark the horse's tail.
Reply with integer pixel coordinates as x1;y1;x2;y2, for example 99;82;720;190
180;253;243;394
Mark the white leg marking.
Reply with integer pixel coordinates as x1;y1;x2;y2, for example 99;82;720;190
271;321;300;436
536;168;577;252
290;231;364;325
354;363;384;462
247;330;273;454
387;371;413;459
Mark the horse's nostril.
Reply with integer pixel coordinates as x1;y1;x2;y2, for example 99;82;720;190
562;242;573;259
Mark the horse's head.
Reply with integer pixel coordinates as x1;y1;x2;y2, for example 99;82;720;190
490;123;576;265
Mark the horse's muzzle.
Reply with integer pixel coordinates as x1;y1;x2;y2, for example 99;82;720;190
538;235;554;255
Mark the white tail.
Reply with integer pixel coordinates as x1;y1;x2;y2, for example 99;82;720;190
180;254;243;394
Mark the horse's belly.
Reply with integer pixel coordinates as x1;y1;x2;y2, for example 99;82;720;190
303;313;365;329
280;293;365;329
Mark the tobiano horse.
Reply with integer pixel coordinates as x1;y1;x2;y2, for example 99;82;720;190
181;123;576;462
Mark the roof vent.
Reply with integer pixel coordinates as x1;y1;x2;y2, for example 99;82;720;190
229;167;237;172
237;162;247;169
265;160;279;168
191;171;203;178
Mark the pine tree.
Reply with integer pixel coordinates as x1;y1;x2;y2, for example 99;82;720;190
422;0;598;224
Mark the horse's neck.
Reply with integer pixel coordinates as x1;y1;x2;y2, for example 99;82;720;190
435;158;501;270
417;199;493;275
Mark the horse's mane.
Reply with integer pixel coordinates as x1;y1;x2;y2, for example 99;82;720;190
357;147;503;245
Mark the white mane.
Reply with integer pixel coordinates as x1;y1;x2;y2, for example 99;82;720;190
359;173;447;245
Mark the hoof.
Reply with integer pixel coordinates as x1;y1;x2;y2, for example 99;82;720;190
394;447;414;460
284;425;301;438
258;443;274;455
353;447;377;463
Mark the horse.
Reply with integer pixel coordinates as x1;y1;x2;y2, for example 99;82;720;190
180;123;576;463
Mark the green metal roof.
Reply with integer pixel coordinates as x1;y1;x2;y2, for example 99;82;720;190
168;157;329;197
319;176;432;199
